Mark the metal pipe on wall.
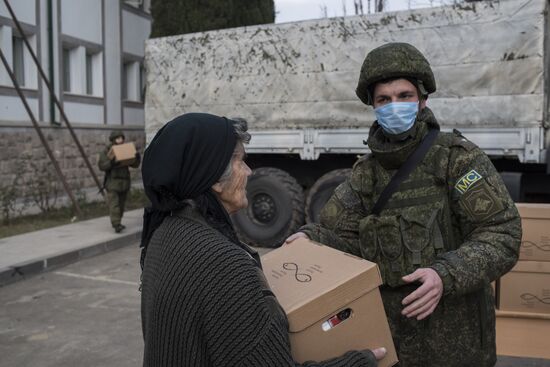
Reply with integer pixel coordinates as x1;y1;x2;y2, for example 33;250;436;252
47;0;57;126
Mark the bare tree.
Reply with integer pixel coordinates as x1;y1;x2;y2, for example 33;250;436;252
375;0;384;12
354;0;364;15
319;3;328;18
342;0;347;16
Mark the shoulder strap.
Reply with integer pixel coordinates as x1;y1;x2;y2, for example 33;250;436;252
371;128;439;216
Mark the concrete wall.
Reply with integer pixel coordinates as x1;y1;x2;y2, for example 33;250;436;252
123;105;144;125
60;0;101;45
122;9;150;57
0;94;39;121
63;101;104;124
104;0;121;125
0;0;37;25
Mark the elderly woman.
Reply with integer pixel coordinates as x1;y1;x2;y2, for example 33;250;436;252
139;113;384;367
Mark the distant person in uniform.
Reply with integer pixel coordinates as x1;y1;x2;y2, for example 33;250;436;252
287;43;521;367
98;130;141;233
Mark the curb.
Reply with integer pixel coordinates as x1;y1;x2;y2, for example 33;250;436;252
0;230;142;287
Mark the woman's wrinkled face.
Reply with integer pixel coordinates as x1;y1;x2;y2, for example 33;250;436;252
212;143;252;214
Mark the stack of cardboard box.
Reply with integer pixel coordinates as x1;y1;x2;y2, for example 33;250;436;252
495;203;550;359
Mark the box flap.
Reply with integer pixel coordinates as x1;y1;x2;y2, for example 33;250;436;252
511;260;550;273
261;238;382;332
516;203;550;219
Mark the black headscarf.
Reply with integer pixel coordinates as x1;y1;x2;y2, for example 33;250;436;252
140;113;238;253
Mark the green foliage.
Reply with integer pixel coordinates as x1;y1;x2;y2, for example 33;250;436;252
23;159;61;213
151;0;275;38
0;171;24;225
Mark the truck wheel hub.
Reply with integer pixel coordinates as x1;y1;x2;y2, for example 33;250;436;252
252;194;276;223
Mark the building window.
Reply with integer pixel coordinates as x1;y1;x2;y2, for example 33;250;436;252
62;45;102;96
140;63;145;101
86;53;93;95
122;60;142;102
12;36;25;86
86;50;102;96
63;47;72;92
0;27;37;88
122;61;130;100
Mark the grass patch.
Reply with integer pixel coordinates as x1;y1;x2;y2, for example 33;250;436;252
0;188;149;239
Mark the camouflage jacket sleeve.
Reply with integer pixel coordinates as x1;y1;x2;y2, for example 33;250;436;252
430;139;521;297
97;147;114;172
300;161;369;258
129;150;141;168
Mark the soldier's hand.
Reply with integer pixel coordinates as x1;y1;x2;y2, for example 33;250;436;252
284;232;309;245
401;268;443;320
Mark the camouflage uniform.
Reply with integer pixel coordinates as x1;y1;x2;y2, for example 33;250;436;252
301;43;521;367
98;130;140;231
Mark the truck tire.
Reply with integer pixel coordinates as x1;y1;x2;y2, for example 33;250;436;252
306;169;352;223
232;167;305;248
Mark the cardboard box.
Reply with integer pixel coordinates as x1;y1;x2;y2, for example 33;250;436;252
108;142;136;166
516;203;550;261
261;239;398;367
499;261;550;314
496;310;550;359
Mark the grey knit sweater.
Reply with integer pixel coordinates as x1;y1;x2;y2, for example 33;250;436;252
141;205;377;367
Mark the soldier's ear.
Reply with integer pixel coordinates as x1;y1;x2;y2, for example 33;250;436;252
420;96;427;110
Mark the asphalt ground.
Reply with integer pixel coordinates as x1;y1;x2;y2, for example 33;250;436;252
1;244;549;367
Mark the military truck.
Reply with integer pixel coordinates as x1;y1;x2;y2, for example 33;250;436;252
144;0;549;247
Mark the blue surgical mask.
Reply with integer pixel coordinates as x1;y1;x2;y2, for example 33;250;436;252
374;102;419;135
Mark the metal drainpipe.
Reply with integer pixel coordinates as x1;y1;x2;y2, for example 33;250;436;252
47;0;58;125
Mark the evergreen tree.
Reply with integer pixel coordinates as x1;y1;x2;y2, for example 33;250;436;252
151;0;275;38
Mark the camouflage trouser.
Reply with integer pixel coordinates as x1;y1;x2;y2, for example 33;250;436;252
107;190;128;227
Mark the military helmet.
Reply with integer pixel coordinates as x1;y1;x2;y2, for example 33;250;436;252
356;42;436;105
109;130;125;142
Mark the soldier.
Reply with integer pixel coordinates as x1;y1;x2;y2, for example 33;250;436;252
287;43;521;366
98;130;141;233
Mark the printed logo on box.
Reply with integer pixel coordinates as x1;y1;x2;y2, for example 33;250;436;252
521;240;550;253
520;291;550;307
270;263;323;282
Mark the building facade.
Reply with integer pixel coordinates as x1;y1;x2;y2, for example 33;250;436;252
0;0;151;208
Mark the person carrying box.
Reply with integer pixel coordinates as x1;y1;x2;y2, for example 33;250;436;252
98;130;141;233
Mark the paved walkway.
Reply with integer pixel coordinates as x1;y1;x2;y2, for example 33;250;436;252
0;209;143;286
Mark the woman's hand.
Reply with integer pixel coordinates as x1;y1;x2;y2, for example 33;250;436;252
372;347;387;360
